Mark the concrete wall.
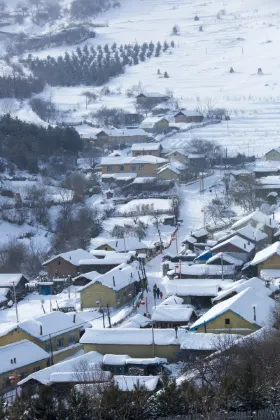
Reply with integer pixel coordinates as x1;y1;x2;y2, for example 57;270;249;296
192;310;259;335
83;343;180;361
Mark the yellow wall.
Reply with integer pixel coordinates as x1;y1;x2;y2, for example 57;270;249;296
258;253;280;275
100;162;162;176
192;310;259;335
80;282;138;309
265;150;280;161
83;343;180;361
132;150;161;157
0;359;49;395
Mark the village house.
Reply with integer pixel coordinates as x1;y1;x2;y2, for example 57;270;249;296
256;176;280;199
163;278;234;308
211;235;255;262
97;155;168;177
190;287;275;335
131;143;162;157
216;225;268;252
80;328;184;361
79;263;145;309
158;295;184;306
151;305;197;329
43;249;94;278
265;148;280;161
163;149;187;164
0;312;88;363
136;92;169;107
0;288;12;309
179;333;241;362
18;351;105;398
212;277;274;304
140;116;170;134
167;263;236;280
0;274;29;300
206;252;244;270
231;210;278;244
192;229;209;243
94;128;149;148
174;110;203;124
102;354;166;376
250;241;280;278
157;161;186;182
90;237;149;255
120;314;151;329
78;253;133;275
0;340;50;396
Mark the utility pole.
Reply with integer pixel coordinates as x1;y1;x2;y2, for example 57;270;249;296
175;233;179;255
107;304;112;328
151;322;155;357
221;253;224;281
13;282;19;323
49;334;54;365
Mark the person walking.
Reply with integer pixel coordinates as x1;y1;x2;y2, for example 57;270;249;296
153;284;157;300
159;291;163;299
156;287;160;299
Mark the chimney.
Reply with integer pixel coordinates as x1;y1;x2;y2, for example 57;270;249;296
10;359;13;364
73;314;76;323
113;276;115;287
244;243;246;249
14;358;16;364
253;305;256;321
40;325;43;335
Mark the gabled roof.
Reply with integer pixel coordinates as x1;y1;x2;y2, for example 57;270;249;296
18;311;87;341
43;249;94;266
0;340;49;375
190;287;275;331
18;351;103;386
251;241;280;266
167;264;235;277
265;148;280;155
96;127;147;137
180;333;241;351
0;274;27;288
78;262;144;293
231;210;278;230
192;229;208;239
237;225;268;242
206;253;243;266
136;92;167;98
114;375;159;391
80;328;185;345
131;143;161;151
159;295;184;306
99;156;167;166
211;235;255;253
120;314;151;328
90;237;148;252
163;278;233;297
140;116;169;129
212;277;274;303
151;305;195;322
174;110;203;117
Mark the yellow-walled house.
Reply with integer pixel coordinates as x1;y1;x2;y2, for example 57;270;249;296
95;128;149;149
80;328;183;361
131;143;162;157
157;162;186;183
91;237;150;255
140;117;169;134
190;287;275;335
0;340;49;395
231;210;277;244
97;155;167;177
79;263;144;309
0;312;88;363
251;241;280;277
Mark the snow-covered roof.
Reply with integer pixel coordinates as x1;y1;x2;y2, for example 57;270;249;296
251;242;280;266
79;255;130;265
101;173;137;180
0;274;26;288
78;262;144;293
206;253;243;266
157;161;186;175
0;340;49;375
175;110;202;117
167;264;235;277
237;225;268;242
99;155;167;165
43;249;94;266
18;351;104;386
231;210;278;230
103;354;131;365
121;314;151;328
91;237;148;252
190;287;275;331
159;295;184;306
73;271;100;282
192;229;208;239
114;375;159;391
140;116;169;129
180;333;241;351
131;143;161;151
137;92;167;98
19;311;87;341
80;328;184;346
182;235;197;244
126;357;167;365
163;279;233;297
151;305;195;322
188;153;206;159
212;277;273;303
97;127;147;137
211;235;255;253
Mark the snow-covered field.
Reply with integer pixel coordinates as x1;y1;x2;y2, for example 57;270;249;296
117;198;172;214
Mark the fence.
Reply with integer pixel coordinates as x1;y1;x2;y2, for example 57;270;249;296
154;408;280;420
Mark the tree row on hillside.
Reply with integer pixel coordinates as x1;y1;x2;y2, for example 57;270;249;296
23;41;174;86
0;114;83;172
0;75;45;99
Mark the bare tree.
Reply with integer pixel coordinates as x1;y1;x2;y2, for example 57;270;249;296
229;177;258;212
151;213;164;252
25;184;49;225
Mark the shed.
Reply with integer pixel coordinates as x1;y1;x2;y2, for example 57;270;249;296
174;110;203;124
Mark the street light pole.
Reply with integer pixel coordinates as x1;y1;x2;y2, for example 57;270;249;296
13;282;19;323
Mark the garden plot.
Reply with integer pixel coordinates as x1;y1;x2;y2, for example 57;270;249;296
116;198;172;215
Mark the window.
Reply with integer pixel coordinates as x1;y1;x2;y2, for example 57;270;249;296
130;165;137;171
56;337;64;349
68;333;76;345
33;366;41;373
225;318;230;325
107;166;112;172
118;165;124;172
138;165;144;171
